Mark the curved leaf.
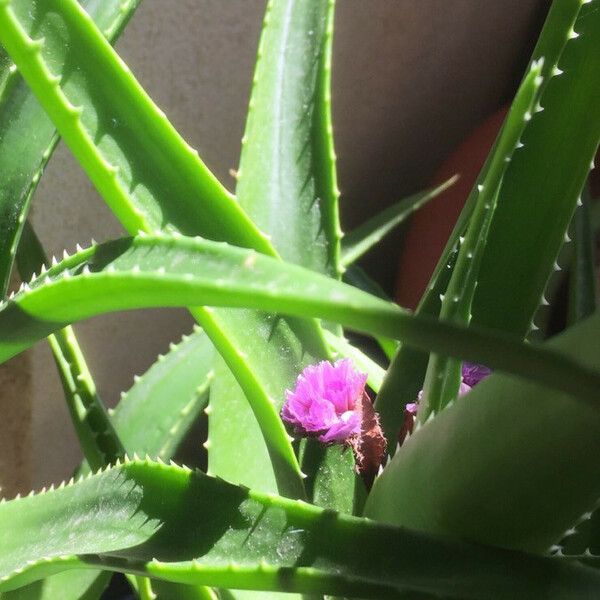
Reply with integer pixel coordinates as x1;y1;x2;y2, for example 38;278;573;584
0;235;599;409
0;0;267;251
236;0;341;277
2;459;600;599
108;326;213;466
0;0;321;500
17;221;125;471
419;60;542;418
471;0;600;335
210;0;349;542
568;185;598;324
376;0;600;446
56;327;214;600
0;0;142;296
16;223;214;599
366;312;600;553
341;177;458;267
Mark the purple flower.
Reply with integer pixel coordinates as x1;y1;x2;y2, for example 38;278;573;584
281;359;367;444
401;362;491;446
461;362;492;388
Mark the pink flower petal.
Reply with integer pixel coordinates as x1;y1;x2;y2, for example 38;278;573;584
281;359;366;443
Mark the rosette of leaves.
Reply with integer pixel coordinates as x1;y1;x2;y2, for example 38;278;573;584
0;0;598;599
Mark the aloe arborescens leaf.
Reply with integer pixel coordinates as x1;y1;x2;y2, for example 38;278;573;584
0;235;599;407
2;459;600;599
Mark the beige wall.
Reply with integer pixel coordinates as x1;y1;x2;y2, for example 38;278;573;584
2;0;545;493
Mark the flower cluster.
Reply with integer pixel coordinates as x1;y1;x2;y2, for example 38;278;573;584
280;359;490;475
281;359;366;443
418;361;491;404
399;362;492;445
281;359;386;480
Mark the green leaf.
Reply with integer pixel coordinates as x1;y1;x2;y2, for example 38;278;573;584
568;185;598;324
0;0;323;500
2;235;600;409
108;326;213;466
16;221;125;472
0;0;269;252
0;0;142;297
374;246;459;450
299;443;356;516
375;0;600;446
16;223;214;600
0;571;111;600
341;177;458;267
419;60;542;418
16;223;129;598
365;312;600;553
470;0;600;336
198;304;309;499
209;0;350;549
2;459;600;599
551;191;599;563
207;325;303;494
236;0;341;277
528;0;584;74
47;327;125;468
343;264;398;359
66;326;215;600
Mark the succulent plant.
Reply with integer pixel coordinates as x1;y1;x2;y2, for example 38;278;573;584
0;0;598;598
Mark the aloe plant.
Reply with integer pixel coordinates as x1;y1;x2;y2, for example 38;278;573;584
0;0;598;598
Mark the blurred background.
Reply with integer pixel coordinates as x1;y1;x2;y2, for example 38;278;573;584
0;0;549;495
